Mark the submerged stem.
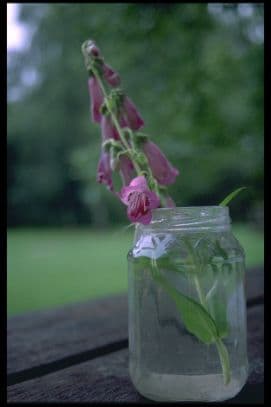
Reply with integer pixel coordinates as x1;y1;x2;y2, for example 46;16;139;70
183;236;231;384
215;337;231;385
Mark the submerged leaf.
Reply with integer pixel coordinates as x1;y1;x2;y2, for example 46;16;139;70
153;273;219;344
206;280;228;338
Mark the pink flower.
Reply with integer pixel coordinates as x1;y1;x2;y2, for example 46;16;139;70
120;176;160;224
101;115;120;141
142;141;179;185
119;156;135;186
88;76;104;123
103;63;121;87
97;151;113;191
120;96;144;130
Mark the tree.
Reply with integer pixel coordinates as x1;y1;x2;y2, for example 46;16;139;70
7;3;263;226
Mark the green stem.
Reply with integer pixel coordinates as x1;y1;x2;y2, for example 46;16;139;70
91;65;165;203
215;337;231;385
183;237;208;309
92;66;142;175
183;236;231;385
88;59;167;202
193;274;208;309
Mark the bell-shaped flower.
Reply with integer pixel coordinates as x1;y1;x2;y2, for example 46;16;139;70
88;76;104;123
142;141;179;185
119;155;135;186
101;115;120;141
119;96;144;131
97;150;113;191
103;63;121;87
120;175;160;224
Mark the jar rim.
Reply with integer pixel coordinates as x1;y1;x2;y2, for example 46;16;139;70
139;206;231;231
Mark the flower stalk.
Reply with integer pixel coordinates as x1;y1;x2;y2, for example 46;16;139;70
81;39;179;224
92;66;141;174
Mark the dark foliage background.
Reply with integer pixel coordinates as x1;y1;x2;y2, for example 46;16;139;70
7;3;264;227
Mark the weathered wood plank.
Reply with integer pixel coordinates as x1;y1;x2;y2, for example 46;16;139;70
8;349;263;403
7;294;128;374
247;305;264;385
7;305;263;402
245;267;264;304
7;267;263;375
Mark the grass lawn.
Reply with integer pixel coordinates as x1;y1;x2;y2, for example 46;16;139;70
7;224;264;316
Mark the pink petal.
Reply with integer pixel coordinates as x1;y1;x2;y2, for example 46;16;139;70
129;175;148;191
96;151;113;191
143;141;179;185
103;63;121;87
127;209;152;225
122;97;144;130
88;77;104;123
119;156;135;186
101;115;120;141
145;190;160;209
120;185;134;205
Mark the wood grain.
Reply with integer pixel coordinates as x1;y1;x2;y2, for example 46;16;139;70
7;267;263;402
7;304;263;402
8;267;263;375
7;294;128;374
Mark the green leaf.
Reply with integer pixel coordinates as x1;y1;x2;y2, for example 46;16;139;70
153;273;219;344
219;187;247;207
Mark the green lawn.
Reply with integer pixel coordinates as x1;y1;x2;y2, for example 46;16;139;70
7;224;264;316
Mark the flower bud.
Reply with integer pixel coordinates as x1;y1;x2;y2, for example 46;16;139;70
85;40;101;58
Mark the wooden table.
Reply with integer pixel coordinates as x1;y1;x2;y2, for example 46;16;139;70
7;267;264;403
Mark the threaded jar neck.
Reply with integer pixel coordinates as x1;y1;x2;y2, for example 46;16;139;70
137;206;231;232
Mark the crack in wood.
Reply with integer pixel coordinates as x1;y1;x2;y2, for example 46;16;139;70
7;296;263;387
247;295;264;308
7;338;128;387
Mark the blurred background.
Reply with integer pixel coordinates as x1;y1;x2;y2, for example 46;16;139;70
7;3;264;316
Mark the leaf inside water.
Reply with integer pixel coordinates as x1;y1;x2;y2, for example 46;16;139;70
153;272;219;344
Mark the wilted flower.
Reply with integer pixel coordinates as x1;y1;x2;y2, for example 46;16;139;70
119;96;144;131
142;141;179;185
120;175;160;224
97;151;113;191
88;76;104;123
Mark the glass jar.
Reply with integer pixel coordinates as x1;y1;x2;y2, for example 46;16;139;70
128;207;248;402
